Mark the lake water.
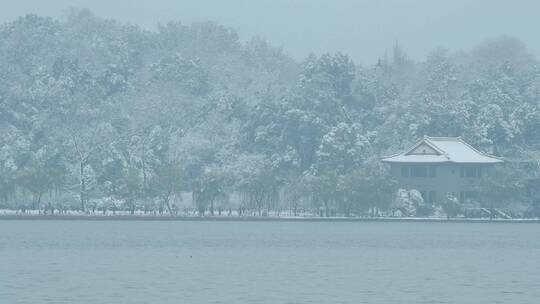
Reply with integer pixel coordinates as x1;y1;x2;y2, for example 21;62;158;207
1;220;539;304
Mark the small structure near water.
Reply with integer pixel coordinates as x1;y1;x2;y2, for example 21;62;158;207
382;136;503;206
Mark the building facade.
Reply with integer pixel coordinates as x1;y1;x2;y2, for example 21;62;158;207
382;136;503;204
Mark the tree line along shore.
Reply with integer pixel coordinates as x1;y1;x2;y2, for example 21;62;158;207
1;11;540;219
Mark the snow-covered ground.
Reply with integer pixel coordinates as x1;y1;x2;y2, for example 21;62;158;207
1;209;538;222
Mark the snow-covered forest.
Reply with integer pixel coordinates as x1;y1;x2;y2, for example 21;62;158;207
1;10;540;217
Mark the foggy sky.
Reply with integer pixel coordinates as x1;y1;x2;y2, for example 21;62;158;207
1;0;539;64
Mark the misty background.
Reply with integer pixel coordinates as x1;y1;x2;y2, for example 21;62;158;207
1;0;539;64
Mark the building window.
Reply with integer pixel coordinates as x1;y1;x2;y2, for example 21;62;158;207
401;166;409;178
465;167;476;178
410;166;427;177
429;166;437;178
461;166;482;178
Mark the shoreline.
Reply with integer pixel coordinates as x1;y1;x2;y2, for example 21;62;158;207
1;214;539;223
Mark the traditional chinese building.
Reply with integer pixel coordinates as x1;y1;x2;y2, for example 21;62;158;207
382;136;503;205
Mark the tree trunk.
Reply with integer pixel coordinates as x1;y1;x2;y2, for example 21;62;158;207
141;142;147;198
165;199;173;215
325;201;329;217
37;193;43;212
79;162;86;212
